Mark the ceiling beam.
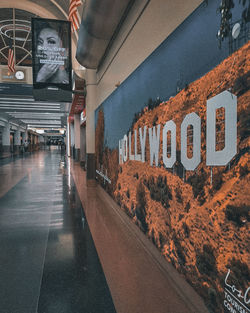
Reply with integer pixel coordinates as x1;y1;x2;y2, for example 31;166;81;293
13;117;62;121
0;109;62;113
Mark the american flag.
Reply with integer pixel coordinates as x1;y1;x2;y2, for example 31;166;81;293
8;40;15;73
69;0;82;33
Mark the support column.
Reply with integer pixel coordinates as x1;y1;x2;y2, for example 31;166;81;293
67;120;71;157
14;127;21;154
70;122;75;158
30;134;33;152
85;69;97;182
23;130;28;142
23;130;29;152
2;122;10;153
38;135;44;150
74;113;81;162
80;125;86;168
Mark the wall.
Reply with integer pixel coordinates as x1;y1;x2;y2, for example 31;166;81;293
95;1;250;313
95;0;203;109
0;66;32;84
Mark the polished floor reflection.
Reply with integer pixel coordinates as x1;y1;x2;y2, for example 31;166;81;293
0;149;116;313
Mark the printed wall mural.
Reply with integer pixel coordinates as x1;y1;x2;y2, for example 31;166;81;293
95;1;249;312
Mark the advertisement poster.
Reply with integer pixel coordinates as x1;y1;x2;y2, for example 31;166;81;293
31;18;72;91
95;1;249;312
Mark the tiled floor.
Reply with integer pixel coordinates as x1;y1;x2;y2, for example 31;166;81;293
0;148;209;313
71;161;209;313
0;148;116;313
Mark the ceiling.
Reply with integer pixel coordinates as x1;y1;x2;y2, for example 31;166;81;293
0;95;69;129
0;1;83;131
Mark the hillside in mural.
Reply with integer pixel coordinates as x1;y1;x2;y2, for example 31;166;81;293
95;41;250;313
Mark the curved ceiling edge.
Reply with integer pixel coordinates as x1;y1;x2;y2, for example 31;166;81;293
0;0;61;19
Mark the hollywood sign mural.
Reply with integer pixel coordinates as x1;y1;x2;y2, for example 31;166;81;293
95;40;249;313
118;90;237;170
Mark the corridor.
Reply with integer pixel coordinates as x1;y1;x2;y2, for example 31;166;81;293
0;1;248;313
0;149;116;313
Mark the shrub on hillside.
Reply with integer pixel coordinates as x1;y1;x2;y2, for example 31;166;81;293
146;175;172;209
212;172;223;191
187;171;207;198
196;244;217;276
173;233;186;265
225;204;249;226
185;202;190;213
175;187;183;203
239;164;249;177
182;222;190;238
133;172;139;180
135;181;148;233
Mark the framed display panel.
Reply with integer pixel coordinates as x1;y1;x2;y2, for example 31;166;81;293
31;17;72;92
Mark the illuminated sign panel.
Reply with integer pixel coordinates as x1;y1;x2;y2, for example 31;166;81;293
31;18;72;101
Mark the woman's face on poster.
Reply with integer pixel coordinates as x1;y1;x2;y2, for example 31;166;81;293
37;28;63;61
